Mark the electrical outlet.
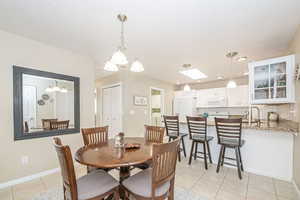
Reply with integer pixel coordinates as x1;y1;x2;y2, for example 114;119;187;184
21;156;29;165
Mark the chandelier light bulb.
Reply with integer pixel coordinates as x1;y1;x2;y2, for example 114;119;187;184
183;84;191;91
111;50;128;65
60;87;68;93
52;86;60;92
226;80;237;88
130;60;144;72
104;61;119;72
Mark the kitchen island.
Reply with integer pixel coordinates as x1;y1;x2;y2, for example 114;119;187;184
180;120;298;181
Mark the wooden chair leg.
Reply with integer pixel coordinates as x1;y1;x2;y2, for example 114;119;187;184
194;142;198;160
206;141;213;164
221;147;226;166
178;145;181;162
188;141;195;165
238;147;244;171
181;137;187;157
168;178;175;200
203;142;208;170
216;145;224;173
114;188;119;200
235;147;242;179
63;186;66;200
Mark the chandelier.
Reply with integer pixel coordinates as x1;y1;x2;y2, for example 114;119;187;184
226;52;238;88
104;14;144;72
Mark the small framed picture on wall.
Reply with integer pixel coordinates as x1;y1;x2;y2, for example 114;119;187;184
133;96;148;106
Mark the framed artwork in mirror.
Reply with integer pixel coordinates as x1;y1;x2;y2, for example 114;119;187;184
133;96;147;106
13;65;80;140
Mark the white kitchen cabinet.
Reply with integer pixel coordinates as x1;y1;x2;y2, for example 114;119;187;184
249;55;295;104
196;88;227;107
227;85;249;107
173;97;196;122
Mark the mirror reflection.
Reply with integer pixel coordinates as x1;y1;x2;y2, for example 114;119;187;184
22;74;75;133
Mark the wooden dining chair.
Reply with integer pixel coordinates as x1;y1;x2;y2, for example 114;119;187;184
81;126;111;173
187;116;214;169
81;126;109;145
135;125;165;170
24;121;29;133
42;118;58;130
50;120;69;130
163;115;188;162
215;118;245;179
53;137;119;200
122;138;180;200
144;125;165;144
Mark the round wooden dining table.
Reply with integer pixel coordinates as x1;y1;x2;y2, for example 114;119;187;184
75;137;153;199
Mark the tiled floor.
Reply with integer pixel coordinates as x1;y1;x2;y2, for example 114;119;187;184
0;158;299;200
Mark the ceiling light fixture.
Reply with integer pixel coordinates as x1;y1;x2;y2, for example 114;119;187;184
226;52;238;89
179;64;207;80
237;56;248;62
217;76;224;80
45;81;68;93
243;71;249;76
104;14;144;73
183;84;191;91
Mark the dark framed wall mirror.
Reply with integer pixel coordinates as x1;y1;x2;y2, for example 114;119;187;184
13;66;80;140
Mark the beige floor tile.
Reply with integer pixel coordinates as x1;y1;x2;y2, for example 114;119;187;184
41;172;62;189
13;179;46;200
275;182;299;200
249;173;273;185
175;173;201;189
191;181;221;199
277;196;299;200
248;173;276;194
248;180;276;194
219;180;247;197
215;189;246;200
247;186;277;200
0;187;13;200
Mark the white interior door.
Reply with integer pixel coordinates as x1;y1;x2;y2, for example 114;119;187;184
102;85;122;138
110;86;122;137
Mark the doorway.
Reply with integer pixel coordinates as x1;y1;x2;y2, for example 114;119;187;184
149;87;164;126
101;83;122;138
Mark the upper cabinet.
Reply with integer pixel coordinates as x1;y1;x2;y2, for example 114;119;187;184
227;85;249;107
196;88;227;107
249;55;295;104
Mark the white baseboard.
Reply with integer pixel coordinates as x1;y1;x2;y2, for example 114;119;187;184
0;168;60;189
292;180;300;199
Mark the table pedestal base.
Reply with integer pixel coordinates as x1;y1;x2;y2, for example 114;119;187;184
119;166;130;200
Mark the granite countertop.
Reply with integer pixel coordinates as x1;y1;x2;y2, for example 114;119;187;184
241;120;299;133
181;120;299;134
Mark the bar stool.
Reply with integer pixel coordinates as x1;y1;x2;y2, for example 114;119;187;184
215;118;245;179
163;115;188;162
186;116;213;169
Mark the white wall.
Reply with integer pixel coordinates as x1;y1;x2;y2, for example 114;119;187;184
0;30;95;183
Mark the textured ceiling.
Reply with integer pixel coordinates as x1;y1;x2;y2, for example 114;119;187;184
0;0;299;84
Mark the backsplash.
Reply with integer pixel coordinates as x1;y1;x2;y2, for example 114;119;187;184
196;103;297;121
257;104;297;121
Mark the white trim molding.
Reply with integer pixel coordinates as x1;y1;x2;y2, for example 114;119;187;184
0;168;59;189
293;180;300;199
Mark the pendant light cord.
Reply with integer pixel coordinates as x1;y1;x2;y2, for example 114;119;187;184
120;21;125;50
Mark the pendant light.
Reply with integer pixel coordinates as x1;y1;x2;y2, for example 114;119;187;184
183;84;191;91
131;60;144;72
226;52;238;89
104;61;119;72
104;14;144;72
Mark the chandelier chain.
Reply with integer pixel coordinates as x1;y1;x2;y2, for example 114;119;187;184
120;20;126;50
